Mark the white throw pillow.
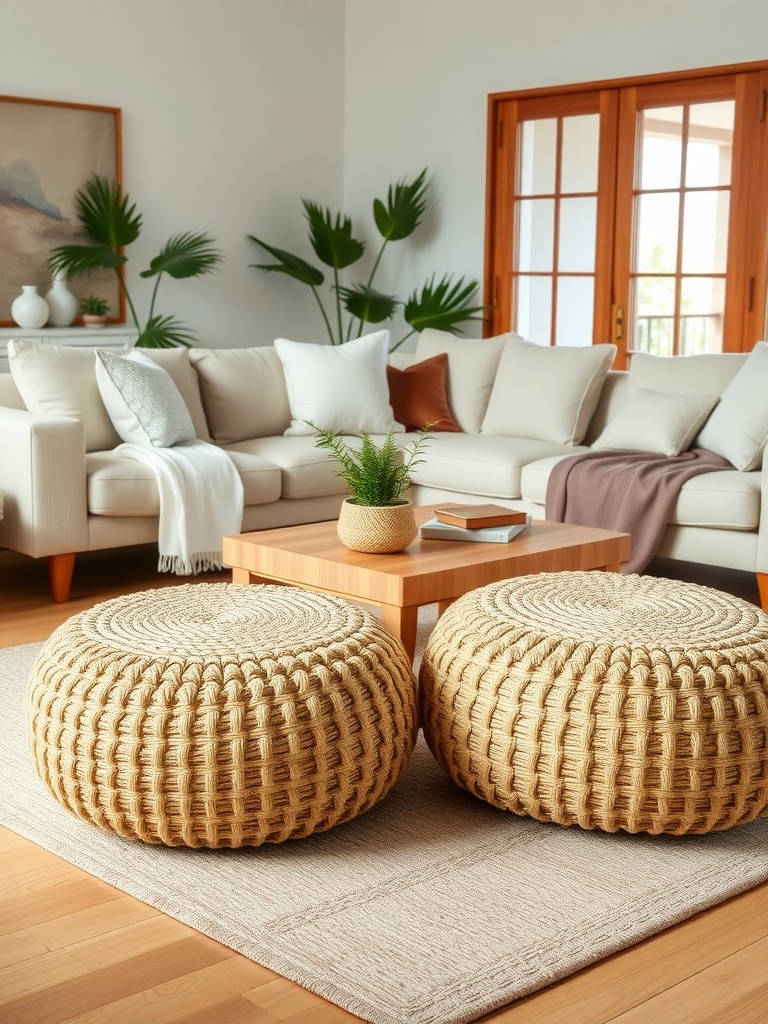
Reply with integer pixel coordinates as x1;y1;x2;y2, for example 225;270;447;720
95;349;197;447
591;388;719;457
481;337;616;444
274;331;401;436
628;350;747;396
695;341;768;471
189;346;291;443
415;329;507;433
8;339;121;452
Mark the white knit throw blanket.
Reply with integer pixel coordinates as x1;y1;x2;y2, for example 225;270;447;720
117;440;244;575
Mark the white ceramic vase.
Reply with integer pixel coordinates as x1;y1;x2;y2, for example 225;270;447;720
11;285;50;329
44;273;79;327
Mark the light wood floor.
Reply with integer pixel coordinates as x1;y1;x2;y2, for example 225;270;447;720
1;546;767;1024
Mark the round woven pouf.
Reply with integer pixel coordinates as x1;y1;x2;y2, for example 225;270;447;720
28;583;417;848
419;572;768;835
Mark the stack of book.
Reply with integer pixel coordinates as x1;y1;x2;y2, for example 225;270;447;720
419;503;532;544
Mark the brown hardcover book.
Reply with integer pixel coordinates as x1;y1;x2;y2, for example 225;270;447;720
434;503;529;529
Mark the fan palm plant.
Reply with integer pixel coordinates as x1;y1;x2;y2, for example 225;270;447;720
48;175;222;348
248;169;486;350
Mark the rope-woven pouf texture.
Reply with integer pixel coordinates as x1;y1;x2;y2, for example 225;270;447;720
419;572;768;835
28;583;417;848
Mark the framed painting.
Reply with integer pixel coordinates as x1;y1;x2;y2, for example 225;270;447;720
0;95;123;326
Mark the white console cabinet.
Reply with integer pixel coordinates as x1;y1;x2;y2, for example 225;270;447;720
0;325;137;374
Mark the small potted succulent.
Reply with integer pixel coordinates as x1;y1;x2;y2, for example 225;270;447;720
311;422;433;552
80;294;109;327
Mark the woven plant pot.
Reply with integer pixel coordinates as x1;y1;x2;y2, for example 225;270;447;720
337;498;417;553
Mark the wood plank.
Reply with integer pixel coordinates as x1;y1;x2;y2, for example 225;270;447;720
31;897;162;954
0;929;48;970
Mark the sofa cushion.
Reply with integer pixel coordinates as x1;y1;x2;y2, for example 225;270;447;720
86;448;281;515
274;331;400;436
8;340;121;452
386;353;459;431
628;350;748;396
409;433;587;500
225;435;350;500
480;338;616;444
414;330;508;433
591;388;719;457
521;455;760;530
95;350;197;447
189;346;291;444
695;341;768;471
142;347;212;442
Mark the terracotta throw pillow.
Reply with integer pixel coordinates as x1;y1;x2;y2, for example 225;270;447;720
387;354;460;432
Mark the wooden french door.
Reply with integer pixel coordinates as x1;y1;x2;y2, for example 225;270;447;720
485;62;768;368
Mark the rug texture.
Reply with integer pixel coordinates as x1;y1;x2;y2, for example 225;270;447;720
2;615;768;1024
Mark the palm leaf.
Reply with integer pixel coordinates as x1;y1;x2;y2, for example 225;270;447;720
303;200;364;269
403;274;486;335
338;283;399;324
373;169;427;242
75;175;142;249
141;232;222;280
49;244;126;279
135;314;196;349
247;236;324;287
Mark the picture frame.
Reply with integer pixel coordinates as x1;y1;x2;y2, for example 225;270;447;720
0;94;123;326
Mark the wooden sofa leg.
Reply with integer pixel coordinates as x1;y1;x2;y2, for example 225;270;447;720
756;573;768;611
48;553;76;604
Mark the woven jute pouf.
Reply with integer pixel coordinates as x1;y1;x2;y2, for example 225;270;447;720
28;583;417;848
419;572;768;835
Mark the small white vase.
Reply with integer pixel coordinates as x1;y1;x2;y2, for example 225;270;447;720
44;273;79;327
11;285;50;330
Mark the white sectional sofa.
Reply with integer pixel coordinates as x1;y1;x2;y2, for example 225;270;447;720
1;327;767;606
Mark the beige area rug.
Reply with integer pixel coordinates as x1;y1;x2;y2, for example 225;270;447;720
2;610;768;1024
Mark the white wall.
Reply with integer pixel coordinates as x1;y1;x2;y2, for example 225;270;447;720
2;1;767;350
344;0;768;346
0;0;345;347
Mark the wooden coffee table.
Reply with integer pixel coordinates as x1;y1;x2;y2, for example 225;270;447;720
223;508;630;661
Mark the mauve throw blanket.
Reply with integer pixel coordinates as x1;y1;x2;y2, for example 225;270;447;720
545;448;733;573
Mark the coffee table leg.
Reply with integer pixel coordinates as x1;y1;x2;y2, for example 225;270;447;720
380;604;419;661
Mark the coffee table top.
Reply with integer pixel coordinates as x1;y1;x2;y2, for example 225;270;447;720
223;508;631;608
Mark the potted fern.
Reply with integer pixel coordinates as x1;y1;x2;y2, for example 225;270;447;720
311;423;432;552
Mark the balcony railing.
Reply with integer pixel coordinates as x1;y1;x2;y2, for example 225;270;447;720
634;314;722;356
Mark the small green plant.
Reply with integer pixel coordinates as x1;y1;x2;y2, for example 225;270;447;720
248;169;485;350
310;423;432;506
79;294;109;316
49;175;222;348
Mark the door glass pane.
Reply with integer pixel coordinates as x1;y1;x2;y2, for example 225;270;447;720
682;191;729;273
516;276;552;346
559;197;597;272
680;277;725;354
635;193;679;274
556;277;594;347
634;276;676;355
639;107;683;189
561;114;600;192
517;198;554;272
686;101;734;187
520;119;556;195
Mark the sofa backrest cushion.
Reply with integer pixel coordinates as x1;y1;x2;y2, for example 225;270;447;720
274;331;401;436
480;337;616;444
95;350;197;447
627;351;748;396
695;340;768;470
143;348;212;442
8;340;121;452
591;387;719;457
189;346;291;444
415;329;507;433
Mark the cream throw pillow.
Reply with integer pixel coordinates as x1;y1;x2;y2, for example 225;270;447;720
274;330;400;436
415;329;508;433
481;337;616;444
591;388;719;457
8;339;121;452
695;341;768;471
190;347;291;443
95;349;197;447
